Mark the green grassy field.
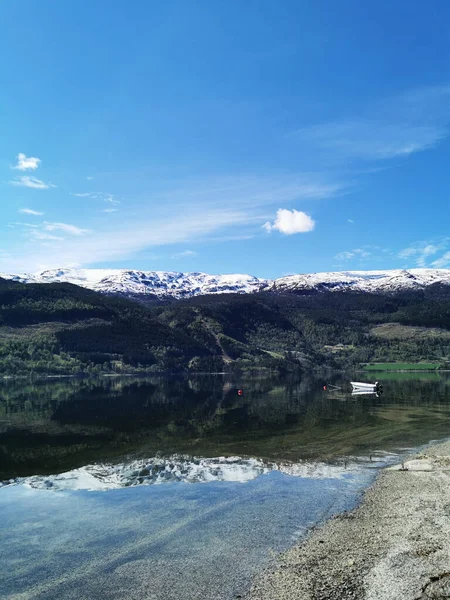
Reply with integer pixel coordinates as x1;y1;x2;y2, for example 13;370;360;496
363;362;441;371
370;371;443;382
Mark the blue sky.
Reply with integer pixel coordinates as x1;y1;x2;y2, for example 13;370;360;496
1;0;450;277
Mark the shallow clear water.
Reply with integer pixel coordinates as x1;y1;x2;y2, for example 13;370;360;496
0;470;374;600
1;372;450;599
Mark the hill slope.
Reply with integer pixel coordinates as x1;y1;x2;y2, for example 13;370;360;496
1;278;450;375
0;279;305;375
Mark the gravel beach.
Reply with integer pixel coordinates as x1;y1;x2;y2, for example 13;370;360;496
245;441;450;600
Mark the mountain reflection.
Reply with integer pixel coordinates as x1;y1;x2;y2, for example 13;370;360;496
1;372;450;480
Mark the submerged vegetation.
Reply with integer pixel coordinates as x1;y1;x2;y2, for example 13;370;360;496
0;277;450;376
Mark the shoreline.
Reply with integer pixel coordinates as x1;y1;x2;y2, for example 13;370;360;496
1;367;449;381
245;439;450;600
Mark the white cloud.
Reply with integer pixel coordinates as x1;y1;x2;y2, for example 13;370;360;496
263;209;315;235
43;222;90;236
290;85;450;162
209;233;255;243
398;241;444;267
102;208;118;213
87;176;94;180
348;219;354;224
10;176;56;189
104;194;120;205
416;245;439;267
335;251;355;261
172;250;198;258
11;153;41;171
19;208;44;216
16;222;89;245
294;120;444;161
335;248;371;261
0;173;344;272
9;222;39;229
157;175;345;210
432;252;450;268
398;247;417;259
29;231;65;242
0;207;260;272
72;191;120;205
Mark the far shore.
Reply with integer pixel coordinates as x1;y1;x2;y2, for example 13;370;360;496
2;367;449;382
245;439;450;600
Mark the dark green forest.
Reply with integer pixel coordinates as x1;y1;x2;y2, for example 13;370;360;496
0;276;450;375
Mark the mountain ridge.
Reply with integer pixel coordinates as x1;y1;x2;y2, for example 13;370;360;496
1;267;450;298
1;273;450;377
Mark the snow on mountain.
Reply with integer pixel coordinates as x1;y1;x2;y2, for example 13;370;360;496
268;268;450;294
0;455;365;492
1;267;450;298
0;268;267;298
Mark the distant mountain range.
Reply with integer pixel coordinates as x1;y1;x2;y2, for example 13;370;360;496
1;267;450;298
1;267;450;377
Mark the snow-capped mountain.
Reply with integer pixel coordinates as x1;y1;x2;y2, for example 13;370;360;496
1;267;450;298
0;268;266;298
268;268;450;294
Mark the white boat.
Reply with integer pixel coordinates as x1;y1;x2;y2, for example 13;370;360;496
351;389;379;396
351;381;379;391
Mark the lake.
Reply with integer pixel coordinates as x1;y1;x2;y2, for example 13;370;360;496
1;372;450;599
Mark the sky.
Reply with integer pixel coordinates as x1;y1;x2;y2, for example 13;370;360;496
1;0;450;278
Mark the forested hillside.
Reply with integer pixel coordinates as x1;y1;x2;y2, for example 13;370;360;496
0;277;449;375
0;279;302;374
0;278;209;375
171;287;450;369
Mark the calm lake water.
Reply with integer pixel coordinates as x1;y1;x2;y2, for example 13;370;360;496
1;372;450;599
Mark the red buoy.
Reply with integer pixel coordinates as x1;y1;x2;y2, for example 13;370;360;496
237;389;243;396
323;385;327;391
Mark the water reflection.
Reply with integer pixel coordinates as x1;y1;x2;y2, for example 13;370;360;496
1;372;450;480
2;373;450;600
